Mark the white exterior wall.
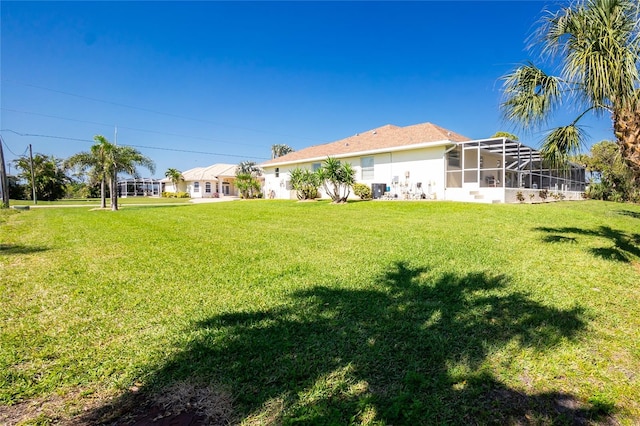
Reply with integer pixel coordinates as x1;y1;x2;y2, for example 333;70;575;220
262;146;448;200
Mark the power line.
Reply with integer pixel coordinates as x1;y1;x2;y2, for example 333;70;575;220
0;129;268;160
0;136;29;157
1;108;265;148
2;79;323;143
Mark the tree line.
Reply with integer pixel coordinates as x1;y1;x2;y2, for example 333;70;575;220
9;135;154;210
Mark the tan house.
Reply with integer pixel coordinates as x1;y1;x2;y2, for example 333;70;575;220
162;164;238;198
260;122;586;203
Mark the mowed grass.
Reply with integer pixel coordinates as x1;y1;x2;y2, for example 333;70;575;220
10;196;190;206
1;200;639;425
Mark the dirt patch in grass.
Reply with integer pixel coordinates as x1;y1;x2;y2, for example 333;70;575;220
0;382;233;426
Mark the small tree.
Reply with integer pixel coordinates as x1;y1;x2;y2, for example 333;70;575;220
235;161;262;199
13;154;69;201
318;157;355;203
290;167;321;200
579;140;639;201
164;168;184;192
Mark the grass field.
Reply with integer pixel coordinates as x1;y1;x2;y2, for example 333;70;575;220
1;200;639;425
9;196;190;206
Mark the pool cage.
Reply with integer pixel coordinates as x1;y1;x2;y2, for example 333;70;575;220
117;177;162;197
445;138;586;201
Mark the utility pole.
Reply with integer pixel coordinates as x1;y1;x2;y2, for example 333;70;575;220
0;135;9;208
29;144;37;205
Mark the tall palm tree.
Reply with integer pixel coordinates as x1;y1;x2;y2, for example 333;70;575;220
501;0;640;178
66;135;114;208
271;144;294;159
164;168;184;192
107;146;155;211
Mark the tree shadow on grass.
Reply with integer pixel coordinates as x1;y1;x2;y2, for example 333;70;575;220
0;243;49;255
617;209;640;220
536;226;640;263
82;262;612;425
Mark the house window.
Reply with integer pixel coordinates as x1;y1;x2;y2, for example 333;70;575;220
194;182;200;192
312;162;321;172
361;156;374;180
205;182;211;193
275;168;280;178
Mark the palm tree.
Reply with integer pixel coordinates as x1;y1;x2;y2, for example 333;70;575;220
164;168;184;193
236;161;262;176
66;135;114;208
289;167;321;200
318;157;355;203
107;146;155;211
271;144;294;159
501;0;640;178
235;161;262;198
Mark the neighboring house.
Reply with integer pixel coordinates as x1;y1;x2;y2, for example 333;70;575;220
161;164;238;198
260;122;586;203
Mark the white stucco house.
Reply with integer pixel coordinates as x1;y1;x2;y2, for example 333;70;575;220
260;122;586;203
161;164;238;198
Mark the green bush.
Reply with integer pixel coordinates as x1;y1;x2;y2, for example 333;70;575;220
353;183;372;200
162;191;190;198
290;167;321;200
538;189;549;201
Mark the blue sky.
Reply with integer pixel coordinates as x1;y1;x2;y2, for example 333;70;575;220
1;1;613;178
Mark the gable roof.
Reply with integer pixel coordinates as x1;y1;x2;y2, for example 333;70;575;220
161;163;237;182
262;122;471;167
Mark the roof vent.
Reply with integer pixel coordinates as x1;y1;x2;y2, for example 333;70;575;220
372;130;377;135
345;143;349;146
447;132;451;137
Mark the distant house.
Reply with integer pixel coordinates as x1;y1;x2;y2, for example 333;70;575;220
260;122;586;203
161;164;238;198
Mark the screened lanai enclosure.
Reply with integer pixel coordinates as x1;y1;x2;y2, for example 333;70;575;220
117;178;162;197
445;138;586;203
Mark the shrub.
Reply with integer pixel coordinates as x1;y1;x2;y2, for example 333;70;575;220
353;183;372;200
290;167;321;200
538;189;549;201
516;191;525;203
162;191;190;198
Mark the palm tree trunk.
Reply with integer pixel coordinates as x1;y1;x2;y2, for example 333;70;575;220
111;172;118;211
614;99;640;182
100;177;106;209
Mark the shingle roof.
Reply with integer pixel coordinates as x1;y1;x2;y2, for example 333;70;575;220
262;122;471;166
161;163;237;182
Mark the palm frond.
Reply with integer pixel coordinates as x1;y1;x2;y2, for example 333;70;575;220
540;0;640;108
540;124;588;166
501;63;562;129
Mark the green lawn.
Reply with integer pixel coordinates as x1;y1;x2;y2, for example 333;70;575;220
1;200;639;425
9;197;190;206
